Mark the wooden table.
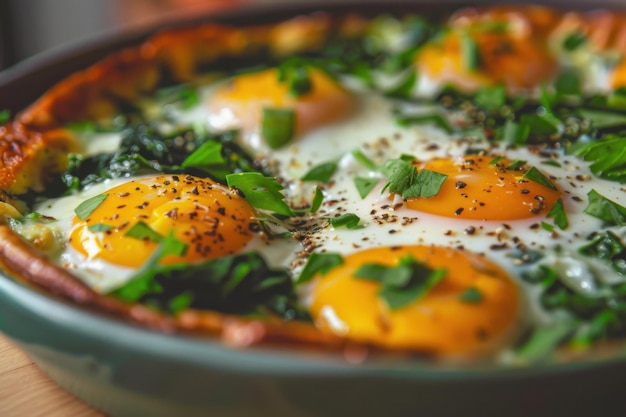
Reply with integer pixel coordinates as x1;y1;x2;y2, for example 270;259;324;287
0;334;102;417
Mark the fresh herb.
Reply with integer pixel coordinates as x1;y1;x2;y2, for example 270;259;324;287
562;31;587;51
541;221;554;232
354;255;447;310
500;119;530;145
296;252;344;284
519;114;559;137
310;187;324;213
74;193;108;219
55;125;259;194
547;198;569;230
579;230;626;275
329;213;362;229
554;70;582;96
87;223;113;233
382;158;448;198
461;32;481;71
474;85;506;111
0;109;10;124
351;148;378;171
570;136;626;182
301;161;338;183
114;242;306;319
156;84;199;109
354;176;379;198
226;172;294;217
522;166;557;190
384;71;417;99
505;159;527;170
124;221;163;242
395;112;454;134
277;58;313;97
261;108;296;149
489;156;505;165
514;321;578;363
578;109;626;131
584;189;626;226
459;287;484;303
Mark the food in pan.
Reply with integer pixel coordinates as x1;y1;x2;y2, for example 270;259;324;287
2;4;626;364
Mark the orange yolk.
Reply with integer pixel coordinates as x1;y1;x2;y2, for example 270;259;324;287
70;175;259;268
309;245;519;356
416;28;557;92
611;58;626;89
404;156;562;221
208;67;356;145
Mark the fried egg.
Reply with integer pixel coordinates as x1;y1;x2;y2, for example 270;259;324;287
27;21;626;360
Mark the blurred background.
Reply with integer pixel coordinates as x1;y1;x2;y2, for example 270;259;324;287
0;0;287;71
1;0;624;71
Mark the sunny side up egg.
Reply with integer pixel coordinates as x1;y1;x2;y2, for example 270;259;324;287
30;55;624;361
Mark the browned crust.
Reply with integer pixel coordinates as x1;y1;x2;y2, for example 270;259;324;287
1;6;626;353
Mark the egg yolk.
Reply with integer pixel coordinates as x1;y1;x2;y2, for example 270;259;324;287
309;245;519;355
611;58;626;89
416;25;557;92
404;156;562;221
70;175;259;268
208;67;356;146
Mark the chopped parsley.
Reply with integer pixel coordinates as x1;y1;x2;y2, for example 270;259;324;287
382;158;448;198
354;256;447;310
584;189;626;226
261;108;296;149
226;172;293;216
301;161;338;183
74;193;108;219
296;253;344;284
329;213;362;229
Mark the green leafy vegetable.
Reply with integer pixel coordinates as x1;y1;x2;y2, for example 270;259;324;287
514;321;578;363
226;172;293;216
354;255;447;310
382;158;448;198
124;221;163;242
579;230;626;275
310;187;324;213
395;112;454;134
0;109;10;124
459;287;484;303
329;213;362;229
87;223;113;233
296;253;344;284
570;136;626;182
277;58;313;97
584;189;626;226
500;119;530;145
301;161;338;183
114;233;305;319
261;108;296;149
474;85;506;111
563;31;587;51
547;198;569;230
354;176;379;198
578;109;626;130
461;32;481;71
351;148;378;171
522;166;557;190
74;194;108;219
385;71;417;99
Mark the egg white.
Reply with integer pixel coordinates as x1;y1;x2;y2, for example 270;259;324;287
33;76;626;344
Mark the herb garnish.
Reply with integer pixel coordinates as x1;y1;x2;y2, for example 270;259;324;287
261;108;296;149
354;256;447;310
329;213;362;229
74;193;108;219
584;189;626;226
226;172;294;216
301;161;338;183
354;176;379;198
570;136;626;182
87;223;113;233
522;166;557;190
547;198;569;230
113;232;306;318
459;287;484;303
124;221;163;242
382;158;448;198
0;109;10;124
296;252;344;284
